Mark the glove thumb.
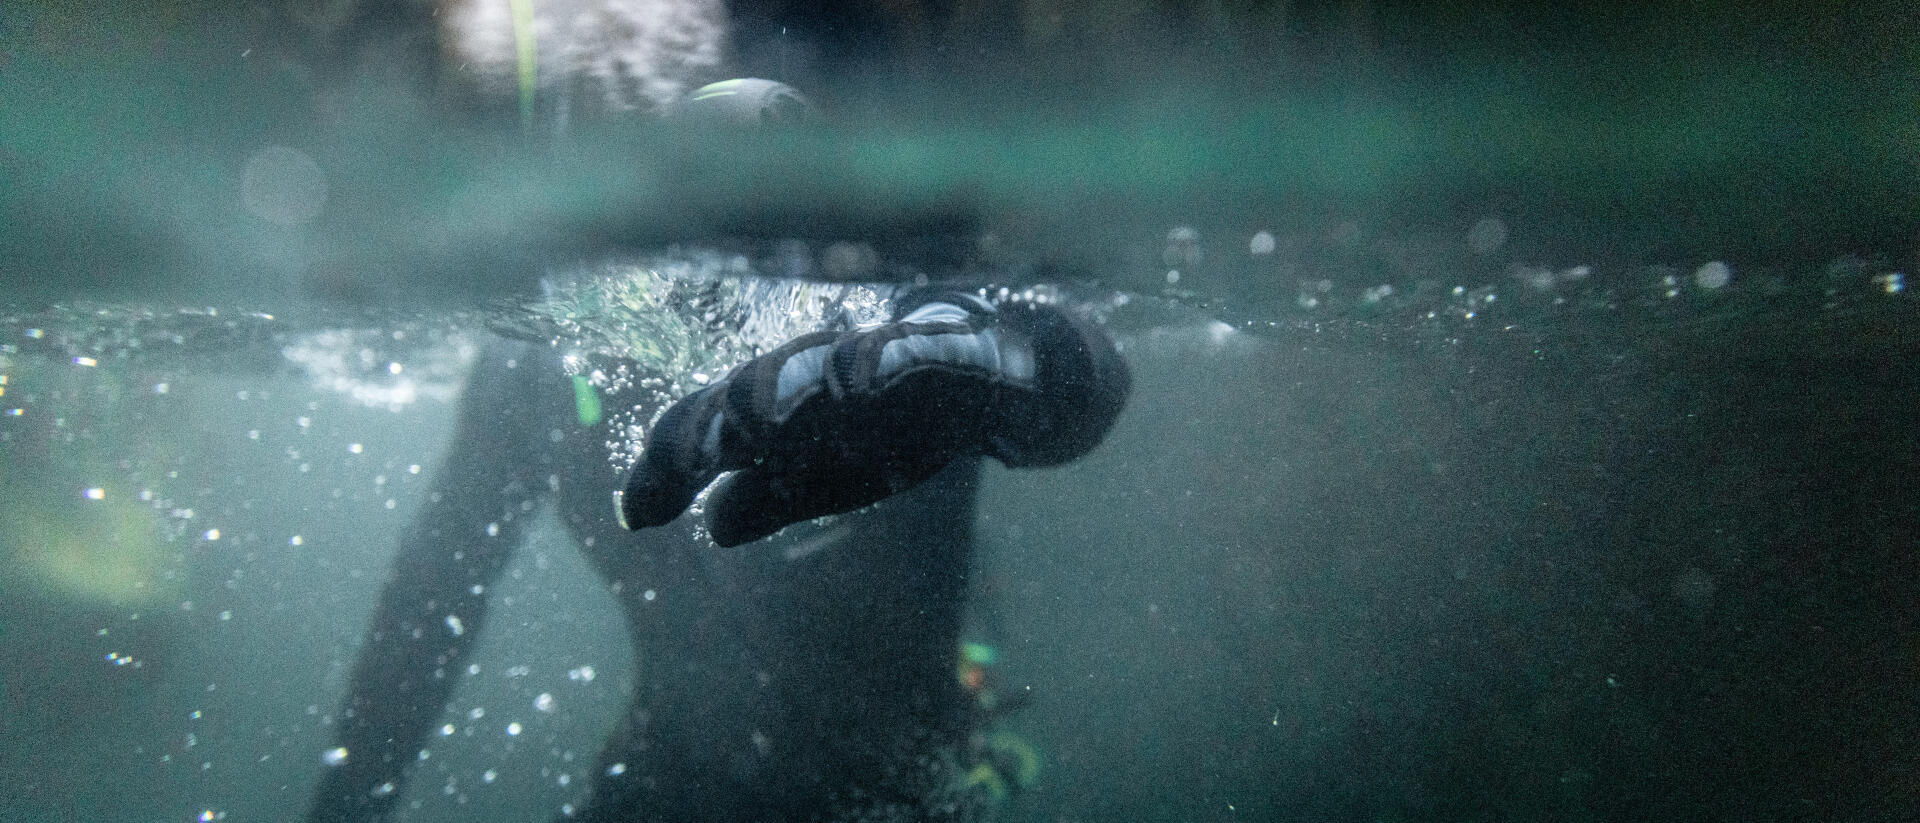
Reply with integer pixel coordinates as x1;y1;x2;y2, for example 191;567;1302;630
619;387;727;529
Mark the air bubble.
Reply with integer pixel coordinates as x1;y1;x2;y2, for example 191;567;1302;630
1467;217;1507;255
1694;261;1732;290
242;146;329;226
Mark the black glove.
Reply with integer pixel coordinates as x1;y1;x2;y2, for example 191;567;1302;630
618;294;1128;547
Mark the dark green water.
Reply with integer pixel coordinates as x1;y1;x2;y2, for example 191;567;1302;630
2;269;1914;820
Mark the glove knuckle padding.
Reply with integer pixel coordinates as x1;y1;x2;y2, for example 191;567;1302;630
744;324;997;481
725;330;840;445
702;322;1001;546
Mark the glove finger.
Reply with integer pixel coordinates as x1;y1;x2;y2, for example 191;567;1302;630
704;466;897;547
618;386;727;530
704;443;971;547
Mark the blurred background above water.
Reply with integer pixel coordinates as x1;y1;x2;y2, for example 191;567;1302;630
5;0;1915;307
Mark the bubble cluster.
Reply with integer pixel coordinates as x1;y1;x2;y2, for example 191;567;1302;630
516;257;888;473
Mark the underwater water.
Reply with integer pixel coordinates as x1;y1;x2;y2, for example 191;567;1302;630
1;255;1914;821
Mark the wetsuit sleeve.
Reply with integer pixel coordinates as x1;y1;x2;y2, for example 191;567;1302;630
306;341;567;822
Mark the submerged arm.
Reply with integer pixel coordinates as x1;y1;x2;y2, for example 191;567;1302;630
307;342;566;822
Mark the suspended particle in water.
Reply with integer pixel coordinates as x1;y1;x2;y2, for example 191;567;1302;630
535;693;556;713
506;722;523;736
1467;217;1508;255
1693;261;1732;290
1249;231;1276;255
322;747;349;766
242;145;328;227
1671;566;1717;613
1163;226;1201;268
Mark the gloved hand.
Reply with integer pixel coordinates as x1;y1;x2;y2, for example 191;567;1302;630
618;294;1128;547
